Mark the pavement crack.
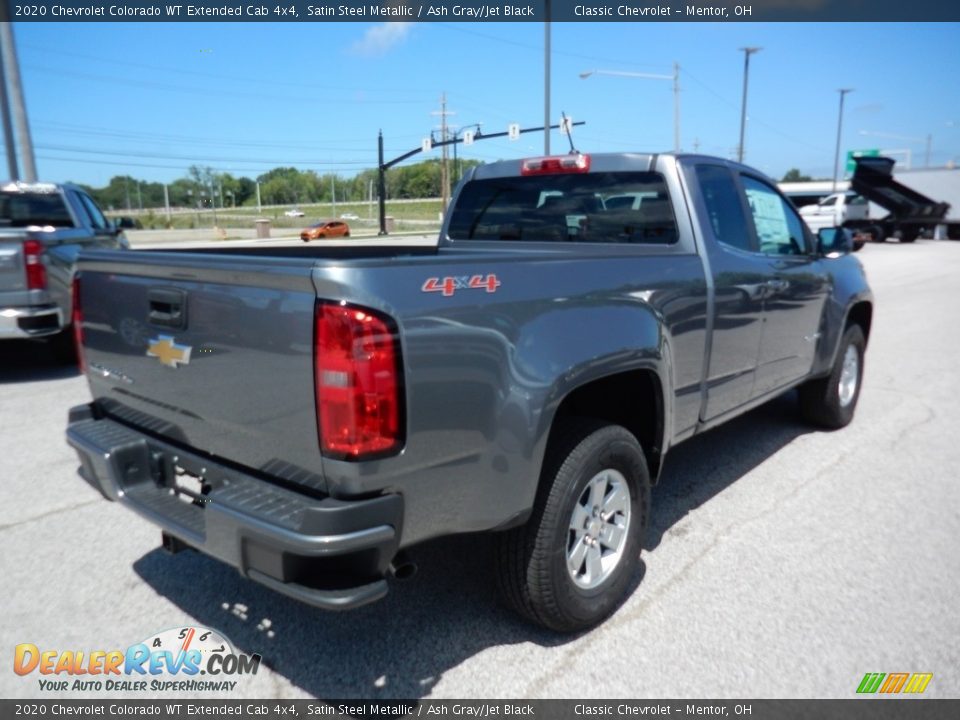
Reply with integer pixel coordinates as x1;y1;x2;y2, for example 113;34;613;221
0;499;101;532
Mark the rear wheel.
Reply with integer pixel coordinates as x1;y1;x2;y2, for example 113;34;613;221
496;420;649;632
799;324;865;429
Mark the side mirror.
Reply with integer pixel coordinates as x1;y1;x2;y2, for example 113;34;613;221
817;227;855;256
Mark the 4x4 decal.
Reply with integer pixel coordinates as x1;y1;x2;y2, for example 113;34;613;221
422;274;501;297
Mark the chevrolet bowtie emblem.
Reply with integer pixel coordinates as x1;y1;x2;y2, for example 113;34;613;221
147;335;192;368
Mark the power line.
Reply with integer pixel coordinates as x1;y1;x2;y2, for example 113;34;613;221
37;143;371;166
24;65;426;106
20;41;436;96
37;154;367;174
34;120;426;148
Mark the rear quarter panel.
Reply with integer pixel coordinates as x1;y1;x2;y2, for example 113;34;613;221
314;245;708;547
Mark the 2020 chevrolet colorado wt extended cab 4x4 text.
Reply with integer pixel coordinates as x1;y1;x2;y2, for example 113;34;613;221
0;181;126;361
66;153;872;631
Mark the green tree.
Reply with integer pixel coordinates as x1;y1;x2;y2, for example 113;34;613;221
781;168;813;182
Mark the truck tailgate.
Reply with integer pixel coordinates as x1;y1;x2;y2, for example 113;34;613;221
77;250;326;493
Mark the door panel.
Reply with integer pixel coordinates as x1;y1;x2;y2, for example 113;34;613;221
740;176;830;395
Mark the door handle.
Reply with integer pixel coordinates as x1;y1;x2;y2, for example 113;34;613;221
147;288;187;330
765;278;789;293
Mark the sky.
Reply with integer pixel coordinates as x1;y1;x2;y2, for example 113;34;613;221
8;20;960;187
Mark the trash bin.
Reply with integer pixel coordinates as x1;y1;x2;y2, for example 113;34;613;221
255;218;271;239
385;216;396;233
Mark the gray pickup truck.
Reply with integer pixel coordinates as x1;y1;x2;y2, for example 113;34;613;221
66;153;872;631
0;181;126;360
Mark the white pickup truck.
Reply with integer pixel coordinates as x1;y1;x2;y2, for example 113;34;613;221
798;192;869;234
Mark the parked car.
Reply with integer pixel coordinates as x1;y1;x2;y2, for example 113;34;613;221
0;181;126;362
67;152;872;631
300;219;350;242
284;208;305;217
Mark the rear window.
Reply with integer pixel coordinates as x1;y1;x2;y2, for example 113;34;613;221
447;172;678;244
0;192;73;228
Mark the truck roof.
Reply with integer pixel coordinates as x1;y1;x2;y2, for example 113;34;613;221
467;152;776;184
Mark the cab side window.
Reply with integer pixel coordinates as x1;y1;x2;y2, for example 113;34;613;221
741;176;809;256
695;164;752;252
75;192;110;232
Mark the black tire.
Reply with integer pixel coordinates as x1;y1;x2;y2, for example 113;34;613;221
867;225;885;243
799;324;865;429
49;327;78;366
496;420;650;632
344;231;350;237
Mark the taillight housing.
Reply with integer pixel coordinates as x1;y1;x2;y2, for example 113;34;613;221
72;274;85;372
314;301;403;460
23;239;47;290
521;153;591;176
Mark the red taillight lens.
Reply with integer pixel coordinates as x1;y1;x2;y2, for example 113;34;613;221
521;153;591;176
23;239;47;290
72;274;85;371
315;302;402;459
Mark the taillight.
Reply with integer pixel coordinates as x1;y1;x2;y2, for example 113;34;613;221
521;153;591;176
72;274;85;371
315;301;402;459
23;239;47;290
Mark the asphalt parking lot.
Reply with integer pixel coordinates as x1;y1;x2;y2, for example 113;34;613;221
2;240;958;700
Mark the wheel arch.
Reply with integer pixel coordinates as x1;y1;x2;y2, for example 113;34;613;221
845;300;873;345
544;369;667;485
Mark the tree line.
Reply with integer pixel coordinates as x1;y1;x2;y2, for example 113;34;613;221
77;159;484;212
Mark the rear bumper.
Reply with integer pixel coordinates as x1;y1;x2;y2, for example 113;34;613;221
0;305;63;338
66;404;403;610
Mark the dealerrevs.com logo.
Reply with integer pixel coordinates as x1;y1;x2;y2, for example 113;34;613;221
14;626;261;693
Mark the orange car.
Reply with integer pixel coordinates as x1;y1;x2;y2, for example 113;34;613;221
300;220;350;242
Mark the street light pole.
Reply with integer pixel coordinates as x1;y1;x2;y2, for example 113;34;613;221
580;67;681;152
833;88;853;191
737;47;762;163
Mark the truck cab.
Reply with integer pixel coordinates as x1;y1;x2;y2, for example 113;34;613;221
798;192;869;233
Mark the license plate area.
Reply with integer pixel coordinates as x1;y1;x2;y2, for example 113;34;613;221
172;466;212;508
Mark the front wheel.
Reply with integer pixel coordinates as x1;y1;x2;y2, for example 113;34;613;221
799;324;865;429
496;420;650;632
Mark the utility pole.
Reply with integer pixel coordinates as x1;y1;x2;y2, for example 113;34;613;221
0;36;18;180
544;0;551;154
0;17;36;181
832;88;853;192
163;184;171;222
693;137;701;152
124;178;131;211
673;62;681;152
737;47;762;163
256;181;261;213
377;130;387;235
431;93;454;211
331;174;336;216
136;182;142;212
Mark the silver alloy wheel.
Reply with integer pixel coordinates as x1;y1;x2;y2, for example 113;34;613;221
567;469;632;590
838;344;859;408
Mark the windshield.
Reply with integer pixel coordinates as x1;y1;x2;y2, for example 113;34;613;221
447;171;677;244
0;192;73;228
